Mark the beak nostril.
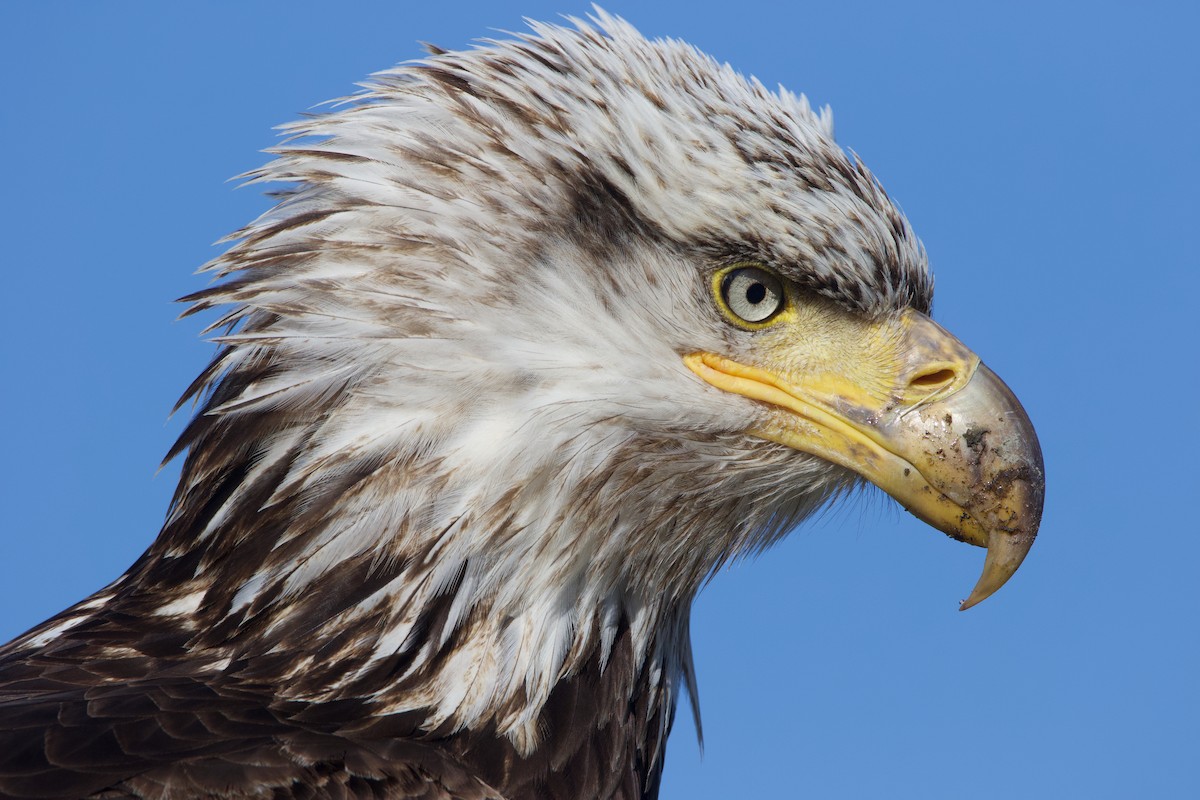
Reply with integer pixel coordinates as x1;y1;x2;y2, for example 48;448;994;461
911;368;956;388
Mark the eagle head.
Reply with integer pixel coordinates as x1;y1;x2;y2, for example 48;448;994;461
0;11;1044;799
175;6;1043;754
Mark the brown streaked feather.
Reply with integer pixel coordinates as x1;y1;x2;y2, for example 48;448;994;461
0;619;664;799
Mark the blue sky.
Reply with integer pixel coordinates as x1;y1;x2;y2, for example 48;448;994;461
1;2;1196;798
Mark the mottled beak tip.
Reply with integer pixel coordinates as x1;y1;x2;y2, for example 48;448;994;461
947;363;1045;611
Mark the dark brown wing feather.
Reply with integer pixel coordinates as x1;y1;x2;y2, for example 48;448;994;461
0;676;503;799
0;609;667;800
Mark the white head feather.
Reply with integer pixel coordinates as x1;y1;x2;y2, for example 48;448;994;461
57;10;931;757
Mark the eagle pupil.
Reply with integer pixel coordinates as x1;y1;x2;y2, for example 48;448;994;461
746;282;766;305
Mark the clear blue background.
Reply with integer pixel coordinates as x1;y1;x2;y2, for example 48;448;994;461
1;2;1196;798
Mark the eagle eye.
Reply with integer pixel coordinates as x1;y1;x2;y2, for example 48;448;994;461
717;265;786;326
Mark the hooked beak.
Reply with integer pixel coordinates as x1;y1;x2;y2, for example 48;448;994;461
686;309;1044;609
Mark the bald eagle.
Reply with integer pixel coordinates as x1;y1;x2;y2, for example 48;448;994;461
0;12;1043;800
